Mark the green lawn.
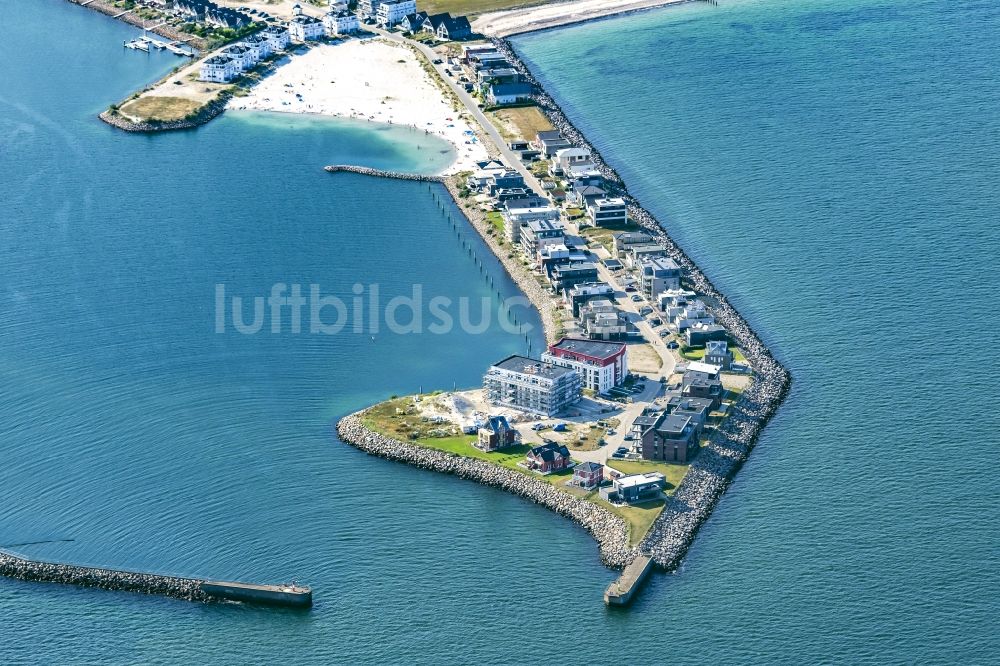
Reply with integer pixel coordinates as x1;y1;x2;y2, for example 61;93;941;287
680;345;705;361
362;396;664;545
485;211;504;236
607;459;689;492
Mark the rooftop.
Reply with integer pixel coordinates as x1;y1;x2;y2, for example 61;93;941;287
615;472;666;489
492;355;576;380
550;337;626;360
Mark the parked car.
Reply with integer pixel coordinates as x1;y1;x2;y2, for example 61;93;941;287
649;318;662;326
610;452;625;460
615;447;629;455
640;306;653;315
624;285;637;292
552;423;568;432
667;340;679;349
631;295;643;302
623;433;635;441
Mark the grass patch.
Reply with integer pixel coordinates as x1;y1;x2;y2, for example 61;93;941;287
119;96;204;122
488;105;554;143
607;459;689;491
419;0;548;17
680;345;705;361
485;211;505;236
363;395;663;545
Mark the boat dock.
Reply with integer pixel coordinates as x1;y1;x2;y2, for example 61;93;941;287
604;554;653;606
0;548;312;609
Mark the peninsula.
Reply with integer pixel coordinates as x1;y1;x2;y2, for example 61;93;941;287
57;0;789;606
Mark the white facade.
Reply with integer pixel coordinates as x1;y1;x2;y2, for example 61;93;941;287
324;11;360;35
289;15;324;41
261;25;291;51
376;0;416;28
241;35;273;60
221;44;255;72
588;196;627;226
552;147;595;176
199;55;237;83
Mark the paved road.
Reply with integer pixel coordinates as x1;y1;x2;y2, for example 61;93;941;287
378;30;546;193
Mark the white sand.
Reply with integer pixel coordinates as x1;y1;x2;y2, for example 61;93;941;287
473;0;691;37
227;39;490;174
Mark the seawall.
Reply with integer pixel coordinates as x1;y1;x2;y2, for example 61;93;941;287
0;549;311;608
490;36;791;570
100;94;230;133
336;414;636;568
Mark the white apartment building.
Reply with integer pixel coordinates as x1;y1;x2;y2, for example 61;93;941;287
324;11;360;35
289;14;324;41
199;55;237;83
376;0;416;28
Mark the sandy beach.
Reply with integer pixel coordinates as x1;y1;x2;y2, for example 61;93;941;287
227;39;490;174
473;0;693;37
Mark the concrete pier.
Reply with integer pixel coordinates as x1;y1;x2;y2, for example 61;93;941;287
604;554;653;606
0;549;312;609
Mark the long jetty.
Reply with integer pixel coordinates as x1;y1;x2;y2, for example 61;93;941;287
0;548;312;608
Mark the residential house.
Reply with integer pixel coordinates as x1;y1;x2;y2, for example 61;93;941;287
501;196;555;243
541;338;628;393
487;82;532;106
704;340;733;369
462;44;498;64
526;442;572;474
579;300;630;341
567;184;606;208
199;54;237;83
667;299;714;332
220;44;255;71
551;147;594;176
573;461;604;489
665;396;714;429
551;261;599;294
606;472;666;504
423;12;472;40
495;187;534;203
289;14;324;41
613;231;653;259
681;370;724;410
587;196;627;227
534;130;571;157
483;355;582;417
476;415;518;452
400;11;428;33
241;34;273;60
566;281;615;317
465;159;508;189
324;10;359;35
520;219;565;256
638;412;699;463
487;170;525;196
624;243;667;269
639;256;682;301
261;24;291;51
358;0;383;21
686;323;728;347
377;0;416;28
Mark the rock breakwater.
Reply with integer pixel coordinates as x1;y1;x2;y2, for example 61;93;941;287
490;37;791;569
100;95;229;133
0;549;209;602
336;414;636;567
324;165;444;182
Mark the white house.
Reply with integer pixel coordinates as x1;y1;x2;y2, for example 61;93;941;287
376;0;416;28
220;44;255;72
199;55;237;83
486;82;532;106
324;10;359;35
328;0;350;12
552;147;595;176
289;14;324;41
240;34;272;60
587;196;627;227
261;25;291;51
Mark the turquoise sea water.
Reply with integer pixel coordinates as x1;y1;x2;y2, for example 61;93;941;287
1;0;998;663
